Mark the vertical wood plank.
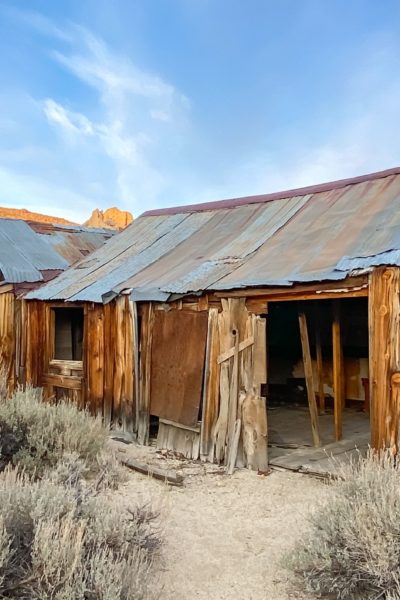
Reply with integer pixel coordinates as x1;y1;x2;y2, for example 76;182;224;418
200;308;220;460
102;302;113;426
123;297;134;432
132;300;140;434
298;311;321;447
332;301;343;441
85;304;104;416
138;302;154;445
369;267;400;448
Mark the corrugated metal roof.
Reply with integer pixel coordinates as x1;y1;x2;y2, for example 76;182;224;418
27;166;400;302
0;219;113;284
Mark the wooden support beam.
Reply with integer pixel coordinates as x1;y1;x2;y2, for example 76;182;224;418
314;306;325;414
298;312;321;447
332;301;343;441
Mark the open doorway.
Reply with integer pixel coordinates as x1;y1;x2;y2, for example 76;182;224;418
266;298;370;472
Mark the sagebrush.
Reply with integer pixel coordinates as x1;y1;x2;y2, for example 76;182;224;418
0;465;160;599
0;386;109;476
290;449;400;599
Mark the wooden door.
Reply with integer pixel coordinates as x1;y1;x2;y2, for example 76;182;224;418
150;309;208;427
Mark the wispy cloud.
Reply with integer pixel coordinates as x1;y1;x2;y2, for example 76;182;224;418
0;6;400;221
43;23;189;212
0;9;190;218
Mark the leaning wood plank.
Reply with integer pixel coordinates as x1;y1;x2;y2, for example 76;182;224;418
217;336;254;364
120;456;183;486
332;301;343;441
226;418;241;474
298;312;321;447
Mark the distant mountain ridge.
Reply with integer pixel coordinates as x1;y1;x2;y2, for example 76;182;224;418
0;206;133;230
0;207;75;225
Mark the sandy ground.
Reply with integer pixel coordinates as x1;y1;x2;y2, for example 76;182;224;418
112;441;327;600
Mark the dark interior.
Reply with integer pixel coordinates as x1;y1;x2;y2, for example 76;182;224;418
266;298;369;408
53;307;84;361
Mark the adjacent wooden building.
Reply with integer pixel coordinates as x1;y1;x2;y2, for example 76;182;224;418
25;167;400;469
0;219;112;391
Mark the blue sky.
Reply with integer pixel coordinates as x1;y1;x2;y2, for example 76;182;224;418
0;1;400;221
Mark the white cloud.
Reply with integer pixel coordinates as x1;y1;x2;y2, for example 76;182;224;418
43;99;95;136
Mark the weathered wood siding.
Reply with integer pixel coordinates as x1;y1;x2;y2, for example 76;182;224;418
369;267;400;449
25;297;136;431
0;292;16;390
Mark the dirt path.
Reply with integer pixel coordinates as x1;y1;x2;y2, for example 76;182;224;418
114;443;326;600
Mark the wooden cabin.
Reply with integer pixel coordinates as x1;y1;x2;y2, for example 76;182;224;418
25;167;400;472
0;219;113;391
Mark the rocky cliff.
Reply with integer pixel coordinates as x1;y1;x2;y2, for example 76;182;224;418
84;207;133;230
0;206;133;230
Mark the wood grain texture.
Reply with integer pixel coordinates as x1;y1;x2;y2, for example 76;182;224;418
150;309;208;427
200;308;220;459
369;267;400;448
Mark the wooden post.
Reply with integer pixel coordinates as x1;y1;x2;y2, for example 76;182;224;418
332;301;343;441
369;267;400;449
298;312;321;447
314;306;325;414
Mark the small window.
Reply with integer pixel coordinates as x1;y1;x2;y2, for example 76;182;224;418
53;308;84;361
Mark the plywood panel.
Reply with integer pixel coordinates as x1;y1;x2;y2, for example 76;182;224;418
150;309;208;427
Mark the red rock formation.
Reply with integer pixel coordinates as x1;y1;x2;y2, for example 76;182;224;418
0;206;133;230
84;207;133;230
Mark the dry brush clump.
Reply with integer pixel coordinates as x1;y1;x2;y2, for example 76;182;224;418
290;449;400;600
0;386;115;477
0;466;160;599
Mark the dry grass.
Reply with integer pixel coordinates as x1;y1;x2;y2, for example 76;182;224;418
290;449;400;599
0;386;117;479
0;464;161;599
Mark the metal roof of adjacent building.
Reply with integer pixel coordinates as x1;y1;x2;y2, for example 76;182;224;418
27;166;400;303
0;219;113;284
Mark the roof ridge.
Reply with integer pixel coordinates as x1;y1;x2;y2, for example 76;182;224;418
141;165;400;217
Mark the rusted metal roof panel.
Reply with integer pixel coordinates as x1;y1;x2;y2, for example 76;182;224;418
0;219;113;284
26;167;400;302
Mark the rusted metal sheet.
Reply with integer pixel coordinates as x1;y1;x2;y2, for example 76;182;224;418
0;219;113;285
150;310;208;427
27;167;400;302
